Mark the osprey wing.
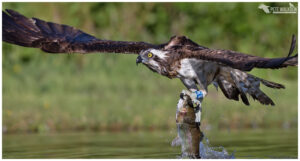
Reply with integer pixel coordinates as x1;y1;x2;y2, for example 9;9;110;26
185;35;297;71
3;9;158;54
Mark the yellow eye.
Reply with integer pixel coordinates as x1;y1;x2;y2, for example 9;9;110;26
148;52;153;58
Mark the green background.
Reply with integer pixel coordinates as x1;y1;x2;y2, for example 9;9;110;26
2;2;298;133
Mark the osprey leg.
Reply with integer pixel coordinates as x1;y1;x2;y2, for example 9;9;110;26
193;90;204;127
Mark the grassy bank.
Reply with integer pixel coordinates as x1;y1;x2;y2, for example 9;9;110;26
3;52;297;133
2;2;298;133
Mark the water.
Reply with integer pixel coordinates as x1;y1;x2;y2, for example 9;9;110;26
202;129;297;159
200;137;235;159
3;129;297;159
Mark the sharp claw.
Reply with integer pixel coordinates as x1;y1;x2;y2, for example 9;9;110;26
179;93;184;99
193;99;201;106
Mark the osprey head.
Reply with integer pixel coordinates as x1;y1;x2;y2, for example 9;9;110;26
136;49;169;73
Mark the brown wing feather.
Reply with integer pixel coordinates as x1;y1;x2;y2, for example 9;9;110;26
171;35;297;71
3;9;159;54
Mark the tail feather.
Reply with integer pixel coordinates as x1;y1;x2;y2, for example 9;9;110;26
216;67;284;106
240;93;250;106
260;78;285;89
248;89;275;106
216;76;239;101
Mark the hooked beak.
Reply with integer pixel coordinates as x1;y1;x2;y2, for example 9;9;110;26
136;55;143;66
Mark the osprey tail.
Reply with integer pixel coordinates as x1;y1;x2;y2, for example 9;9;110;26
216;67;285;106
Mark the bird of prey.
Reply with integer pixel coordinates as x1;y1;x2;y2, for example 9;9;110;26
3;9;298;123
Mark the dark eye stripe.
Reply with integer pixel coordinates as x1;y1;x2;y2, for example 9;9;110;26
153;56;161;62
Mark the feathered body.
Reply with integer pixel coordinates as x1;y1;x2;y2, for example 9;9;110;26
2;9;298;106
139;44;288;106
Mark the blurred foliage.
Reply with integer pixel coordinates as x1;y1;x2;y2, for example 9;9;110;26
2;2;298;133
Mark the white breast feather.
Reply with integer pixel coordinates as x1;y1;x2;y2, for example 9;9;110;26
178;58;202;78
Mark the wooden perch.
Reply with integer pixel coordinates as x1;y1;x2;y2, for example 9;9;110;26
172;91;204;158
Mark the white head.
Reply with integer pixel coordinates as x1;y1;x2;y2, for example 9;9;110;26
136;49;169;74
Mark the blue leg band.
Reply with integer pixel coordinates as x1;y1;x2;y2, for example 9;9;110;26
195;91;203;99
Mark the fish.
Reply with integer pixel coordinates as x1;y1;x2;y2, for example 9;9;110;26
172;91;204;158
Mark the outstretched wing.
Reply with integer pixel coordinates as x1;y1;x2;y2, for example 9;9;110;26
3;9;160;54
170;35;297;71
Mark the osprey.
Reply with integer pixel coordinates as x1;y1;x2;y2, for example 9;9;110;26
3;9;298;112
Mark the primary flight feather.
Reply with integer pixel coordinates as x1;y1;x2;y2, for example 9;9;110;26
2;9;298;106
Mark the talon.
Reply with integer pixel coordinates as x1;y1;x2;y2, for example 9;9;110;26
179;93;184;99
181;90;188;95
193;99;201;106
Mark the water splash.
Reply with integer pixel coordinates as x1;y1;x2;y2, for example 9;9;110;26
172;132;235;159
199;136;235;159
